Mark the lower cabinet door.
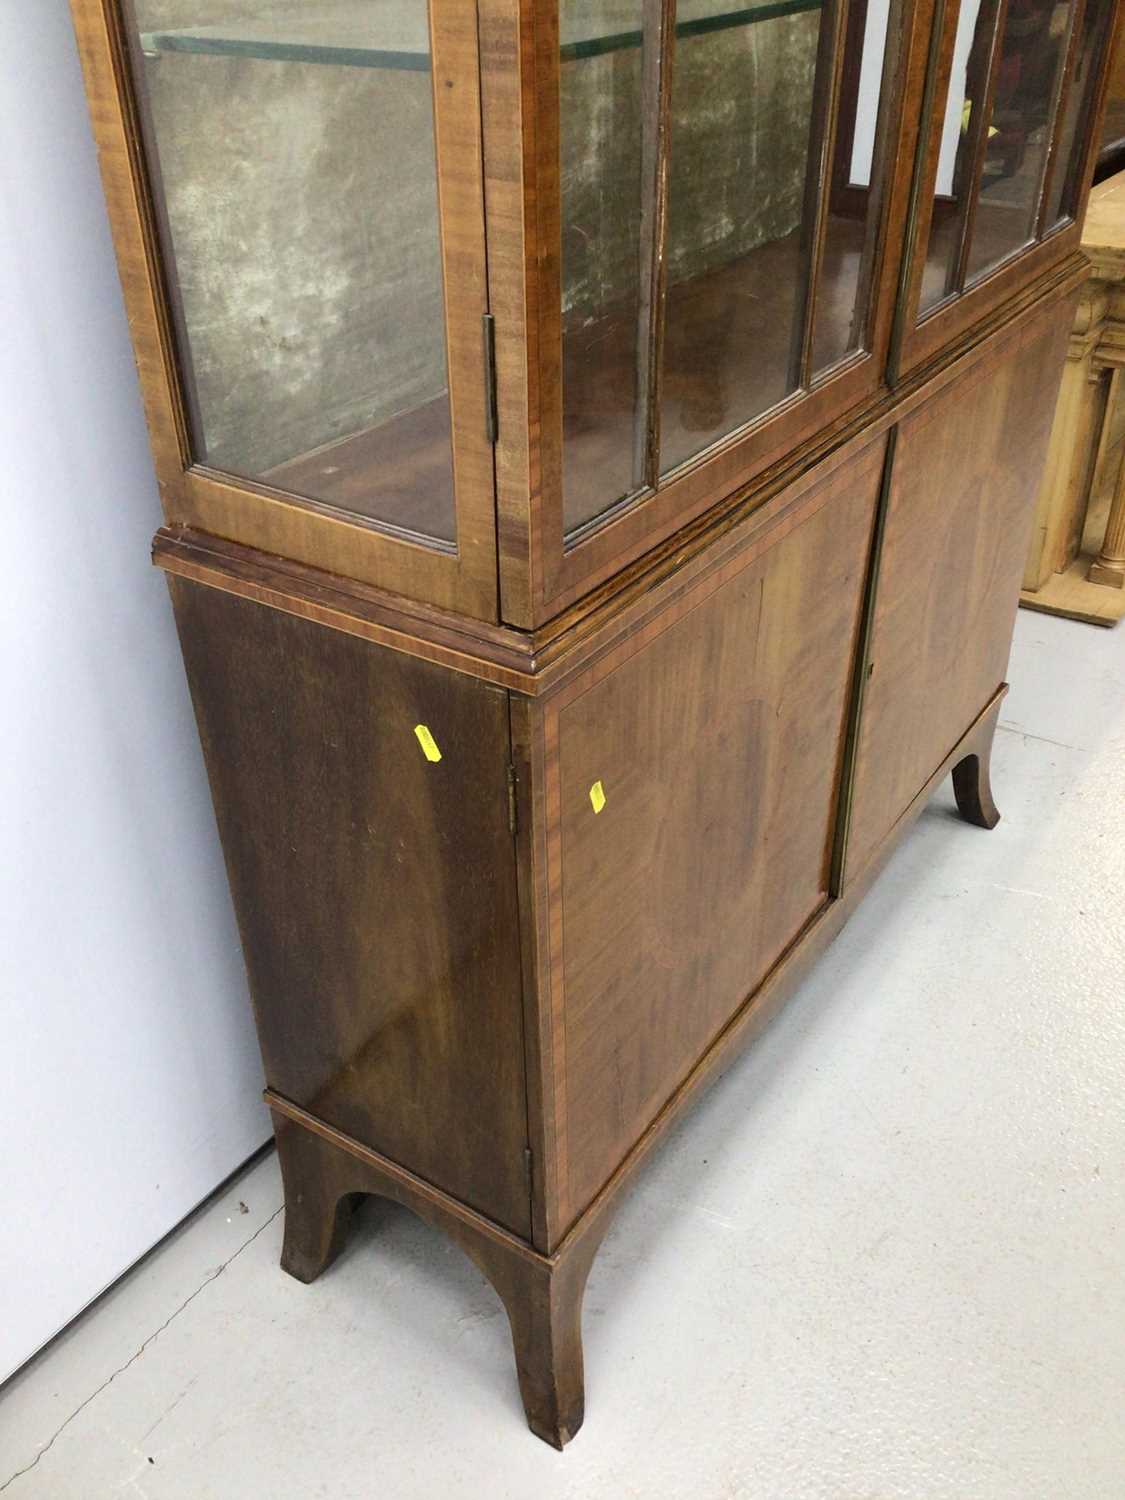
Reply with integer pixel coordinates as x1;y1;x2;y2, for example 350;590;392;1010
540;446;884;1231
169;580;533;1239
846;296;1074;878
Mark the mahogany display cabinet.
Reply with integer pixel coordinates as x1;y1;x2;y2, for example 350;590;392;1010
70;0;1116;1447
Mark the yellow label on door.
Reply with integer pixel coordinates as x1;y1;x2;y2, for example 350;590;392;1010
414;724;442;763
589;779;606;814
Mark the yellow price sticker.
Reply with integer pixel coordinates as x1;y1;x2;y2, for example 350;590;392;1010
589;779;606;814
414;724;442;763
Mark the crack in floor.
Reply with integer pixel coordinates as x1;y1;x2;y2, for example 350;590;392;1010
998;722;1085;753
0;1207;283;1494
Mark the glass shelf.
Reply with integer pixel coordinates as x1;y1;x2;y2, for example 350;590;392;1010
139;4;433;70
570;0;822;60
140;0;822;72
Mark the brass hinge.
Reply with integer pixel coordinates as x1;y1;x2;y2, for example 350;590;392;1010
483;313;498;443
507;763;518;837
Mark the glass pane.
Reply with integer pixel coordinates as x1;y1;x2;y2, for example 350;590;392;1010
964;0;1073;284
811;0;894;372
1044;0;1114;226
128;0;456;546
918;0;998;314
659;0;825;473
560;0;648;537
1096;13;1125;163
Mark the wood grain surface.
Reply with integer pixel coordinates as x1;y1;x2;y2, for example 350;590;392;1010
169;579;532;1236
538;443;884;1234
848;294;1075;875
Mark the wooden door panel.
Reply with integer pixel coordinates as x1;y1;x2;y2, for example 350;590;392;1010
893;0;1112;380
169;581;530;1237
542;450;883;1230
848;298;1074;877
70;0;500;619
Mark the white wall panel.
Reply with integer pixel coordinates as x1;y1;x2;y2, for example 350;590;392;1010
0;0;269;1383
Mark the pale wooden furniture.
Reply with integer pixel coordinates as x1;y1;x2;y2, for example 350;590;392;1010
69;0;1115;1448
1022;169;1125;625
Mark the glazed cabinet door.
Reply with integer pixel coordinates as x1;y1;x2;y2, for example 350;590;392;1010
168;581;533;1238
483;0;929;625
71;0;500;617
844;295;1074;876
531;442;885;1241
893;0;1115;376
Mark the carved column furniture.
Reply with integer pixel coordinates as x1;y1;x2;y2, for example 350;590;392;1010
69;0;1115;1447
1090;453;1125;583
1022;168;1125;625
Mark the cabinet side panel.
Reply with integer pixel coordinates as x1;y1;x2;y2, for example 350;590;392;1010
848;293;1076;876
544;453;883;1231
168;580;530;1238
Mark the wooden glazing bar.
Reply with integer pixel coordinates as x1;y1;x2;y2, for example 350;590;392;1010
634;0;679;489
842;0;919;362
119;1;211;466
949;0;1010;295
842;0;886;357
74;0;194;488
1055;0;1117;226
1035;0;1088;239
789;0;852;391
887;0;951;375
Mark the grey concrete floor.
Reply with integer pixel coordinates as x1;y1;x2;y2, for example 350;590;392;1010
2;609;1123;1499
